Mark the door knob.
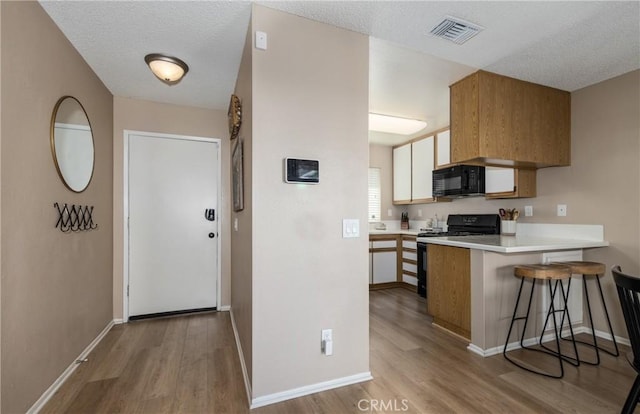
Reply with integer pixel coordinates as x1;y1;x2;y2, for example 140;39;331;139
208;232;215;238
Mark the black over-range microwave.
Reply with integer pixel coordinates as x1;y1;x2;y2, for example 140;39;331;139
432;165;485;197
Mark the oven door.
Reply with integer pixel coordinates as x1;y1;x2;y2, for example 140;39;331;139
417;242;427;298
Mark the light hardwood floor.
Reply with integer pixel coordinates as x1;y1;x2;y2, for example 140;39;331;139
43;288;636;413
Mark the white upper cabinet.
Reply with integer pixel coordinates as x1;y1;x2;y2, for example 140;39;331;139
393;143;412;204
485;166;515;193
393;128;452;205
436;129;450;167
411;136;434;202
484;166;536;199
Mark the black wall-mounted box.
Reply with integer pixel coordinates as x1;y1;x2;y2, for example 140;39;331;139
284;158;319;184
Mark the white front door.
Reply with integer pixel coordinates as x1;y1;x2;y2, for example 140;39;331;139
128;132;219;317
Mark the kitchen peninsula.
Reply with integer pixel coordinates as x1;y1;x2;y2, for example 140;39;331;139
419;223;609;357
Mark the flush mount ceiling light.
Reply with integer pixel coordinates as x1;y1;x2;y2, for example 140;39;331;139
368;113;427;135
144;53;189;85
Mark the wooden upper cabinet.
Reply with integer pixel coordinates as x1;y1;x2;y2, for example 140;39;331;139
450;70;570;168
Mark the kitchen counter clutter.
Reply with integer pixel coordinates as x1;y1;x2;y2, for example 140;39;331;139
368;220;427;236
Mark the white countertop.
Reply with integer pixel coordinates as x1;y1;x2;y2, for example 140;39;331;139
417;234;609;253
369;229;421;236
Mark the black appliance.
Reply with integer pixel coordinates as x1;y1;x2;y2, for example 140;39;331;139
432;165;485;198
415;214;500;298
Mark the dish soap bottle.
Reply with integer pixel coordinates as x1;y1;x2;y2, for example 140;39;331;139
432;213;439;230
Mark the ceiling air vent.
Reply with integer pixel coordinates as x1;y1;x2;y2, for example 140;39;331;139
429;16;484;45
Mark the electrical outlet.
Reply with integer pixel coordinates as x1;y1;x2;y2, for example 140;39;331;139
557;204;567;217
255;31;267;50
321;329;333;356
387;209;393;217
418;209;422;217
524;205;533;217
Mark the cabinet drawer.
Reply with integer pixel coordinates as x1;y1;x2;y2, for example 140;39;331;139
402;263;418;277
402;240;417;249
403;252;417;261
403;262;417;274
403;274;418;286
371;240;397;249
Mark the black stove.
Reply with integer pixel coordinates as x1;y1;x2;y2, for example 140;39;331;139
417;214;501;237
415;214;500;298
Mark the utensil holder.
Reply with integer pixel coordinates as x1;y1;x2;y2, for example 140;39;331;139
501;220;517;236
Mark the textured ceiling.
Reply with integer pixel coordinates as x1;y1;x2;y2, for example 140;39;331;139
265;1;640;92
40;1;252;110
40;1;640;145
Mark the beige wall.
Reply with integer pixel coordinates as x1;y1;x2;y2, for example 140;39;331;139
112;97;231;319
369;144;401;221
405;69;640;337
1;2;113;412
231;20;254;386
1;2;4;410
250;5;370;398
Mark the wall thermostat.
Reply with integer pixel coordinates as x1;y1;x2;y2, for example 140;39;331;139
284;158;319;184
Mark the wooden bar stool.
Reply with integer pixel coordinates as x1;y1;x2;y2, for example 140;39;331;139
503;263;579;378
554;261;620;364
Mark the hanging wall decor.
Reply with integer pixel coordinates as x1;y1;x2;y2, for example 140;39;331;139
54;202;98;232
228;94;242;140
232;137;244;212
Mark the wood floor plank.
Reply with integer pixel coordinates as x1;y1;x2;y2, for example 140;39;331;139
39;326;125;414
62;378;118;414
500;369;619;413
43;288;637;413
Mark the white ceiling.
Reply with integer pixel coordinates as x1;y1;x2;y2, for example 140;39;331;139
40;1;640;146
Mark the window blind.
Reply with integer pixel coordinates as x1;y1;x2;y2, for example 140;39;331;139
368;168;381;222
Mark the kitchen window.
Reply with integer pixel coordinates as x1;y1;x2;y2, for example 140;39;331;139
368;167;381;222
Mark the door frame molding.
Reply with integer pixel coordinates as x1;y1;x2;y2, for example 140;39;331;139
123;130;222;322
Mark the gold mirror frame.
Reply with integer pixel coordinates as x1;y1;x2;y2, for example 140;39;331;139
50;96;95;193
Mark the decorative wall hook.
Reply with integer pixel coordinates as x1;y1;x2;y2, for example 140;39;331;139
54;203;98;232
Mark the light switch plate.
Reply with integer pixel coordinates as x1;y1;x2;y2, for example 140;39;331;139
342;219;359;238
524;205;533;217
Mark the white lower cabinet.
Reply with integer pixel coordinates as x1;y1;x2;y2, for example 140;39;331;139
372;251;397;283
369;237;398;285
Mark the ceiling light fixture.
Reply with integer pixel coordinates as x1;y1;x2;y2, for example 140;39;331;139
369;113;427;135
144;53;189;85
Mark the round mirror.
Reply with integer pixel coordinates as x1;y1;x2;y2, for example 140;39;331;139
50;96;95;192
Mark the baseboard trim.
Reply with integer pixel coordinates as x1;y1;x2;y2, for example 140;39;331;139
468;326;628;357
229;309;252;407
593;327;630;347
250;371;373;409
218;305;231;311
113;318;125;325
27;319;115;414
